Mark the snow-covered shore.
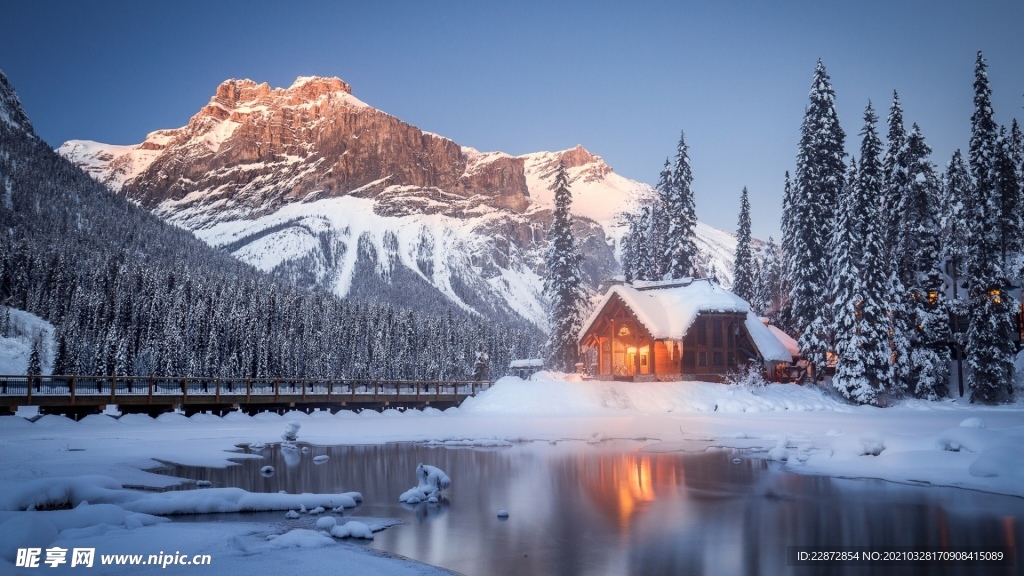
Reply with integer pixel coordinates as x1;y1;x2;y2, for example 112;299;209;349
2;373;1023;574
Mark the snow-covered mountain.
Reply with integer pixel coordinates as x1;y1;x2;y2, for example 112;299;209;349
59;76;740;327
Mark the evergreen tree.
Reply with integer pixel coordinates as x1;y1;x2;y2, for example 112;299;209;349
651;159;673;279
664;132;698;279
0;306;9;338
856;104;897;397
903;124;949;398
543;163;588;372
882;91;909;275
995;124;1023;271
791;60;846;376
732;187;754;302
942;150;972;295
830;157;872;402
965;51;1015;403
27;336;42;377
831;104;894;403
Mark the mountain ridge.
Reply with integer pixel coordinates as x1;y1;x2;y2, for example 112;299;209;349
58;75;741;327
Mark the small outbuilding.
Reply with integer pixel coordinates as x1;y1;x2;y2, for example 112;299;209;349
509;358;544;380
578;278;795;382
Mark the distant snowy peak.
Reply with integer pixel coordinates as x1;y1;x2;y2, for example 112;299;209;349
0;68;33;135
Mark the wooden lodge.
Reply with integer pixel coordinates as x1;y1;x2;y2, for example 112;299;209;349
578;279;796;382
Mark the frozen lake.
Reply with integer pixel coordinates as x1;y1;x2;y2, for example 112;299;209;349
159;441;1023;576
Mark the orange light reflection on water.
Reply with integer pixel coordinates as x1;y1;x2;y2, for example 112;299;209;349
581;452;676;531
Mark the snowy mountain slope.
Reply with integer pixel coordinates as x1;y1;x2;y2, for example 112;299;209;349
0;308;55;375
59;76;744;326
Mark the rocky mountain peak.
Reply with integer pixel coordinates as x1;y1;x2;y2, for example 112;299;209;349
559;144;604;170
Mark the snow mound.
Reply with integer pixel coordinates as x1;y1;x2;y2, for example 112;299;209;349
267;529;335;549
459;374;850;415
315;516;337;530
330;520;373;539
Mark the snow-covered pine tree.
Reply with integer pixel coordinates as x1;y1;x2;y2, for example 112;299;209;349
791;60;846;377
965;51;1015;403
882;91;909;276
830;157;873;402
732;187;755;302
664;132;698;279
903;124;949;398
27;336;42;377
995;124;1023;271
635;203;657;281
543;163;588;372
651;159;673;279
0;306;9;338
852;103;895;400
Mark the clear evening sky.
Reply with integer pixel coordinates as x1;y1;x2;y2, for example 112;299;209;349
2;1;1022;240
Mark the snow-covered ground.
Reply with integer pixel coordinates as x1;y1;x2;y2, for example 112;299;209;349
2;372;1023;574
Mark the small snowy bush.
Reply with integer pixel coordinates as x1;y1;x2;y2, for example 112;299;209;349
724;361;769;388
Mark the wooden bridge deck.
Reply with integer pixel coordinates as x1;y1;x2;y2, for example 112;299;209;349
0;375;492;415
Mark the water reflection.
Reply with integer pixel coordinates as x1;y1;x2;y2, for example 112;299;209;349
158;441;1023;576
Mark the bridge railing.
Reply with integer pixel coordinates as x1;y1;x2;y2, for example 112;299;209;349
0;375;493;404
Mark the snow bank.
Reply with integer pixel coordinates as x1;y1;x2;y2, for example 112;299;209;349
267;528;335;549
459;374;850;415
0;475;362;516
0;503;166;562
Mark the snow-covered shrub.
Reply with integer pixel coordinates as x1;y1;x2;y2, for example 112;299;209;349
282;421;300;442
724;361;769;388
398;464;451;504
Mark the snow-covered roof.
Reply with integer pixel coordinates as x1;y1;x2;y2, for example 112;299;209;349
579;279;792;363
767;323;800;359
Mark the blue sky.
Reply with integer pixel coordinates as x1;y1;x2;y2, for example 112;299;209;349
2;1;1022;239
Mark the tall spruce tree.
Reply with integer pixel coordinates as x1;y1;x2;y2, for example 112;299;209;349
27;336;42;377
732;187;754;301
831;104;901;403
851;103;894;400
995;124;1024;271
791;60;846;376
664;132;698;279
651;159;673;279
965;51;1015;403
903;124;949;398
830;157;873;402
882;91;909;274
543;163;588;372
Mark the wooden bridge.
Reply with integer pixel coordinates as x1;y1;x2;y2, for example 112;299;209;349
0;374;493;417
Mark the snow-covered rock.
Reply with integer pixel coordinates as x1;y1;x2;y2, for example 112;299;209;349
399;464;451;504
329;521;373;540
